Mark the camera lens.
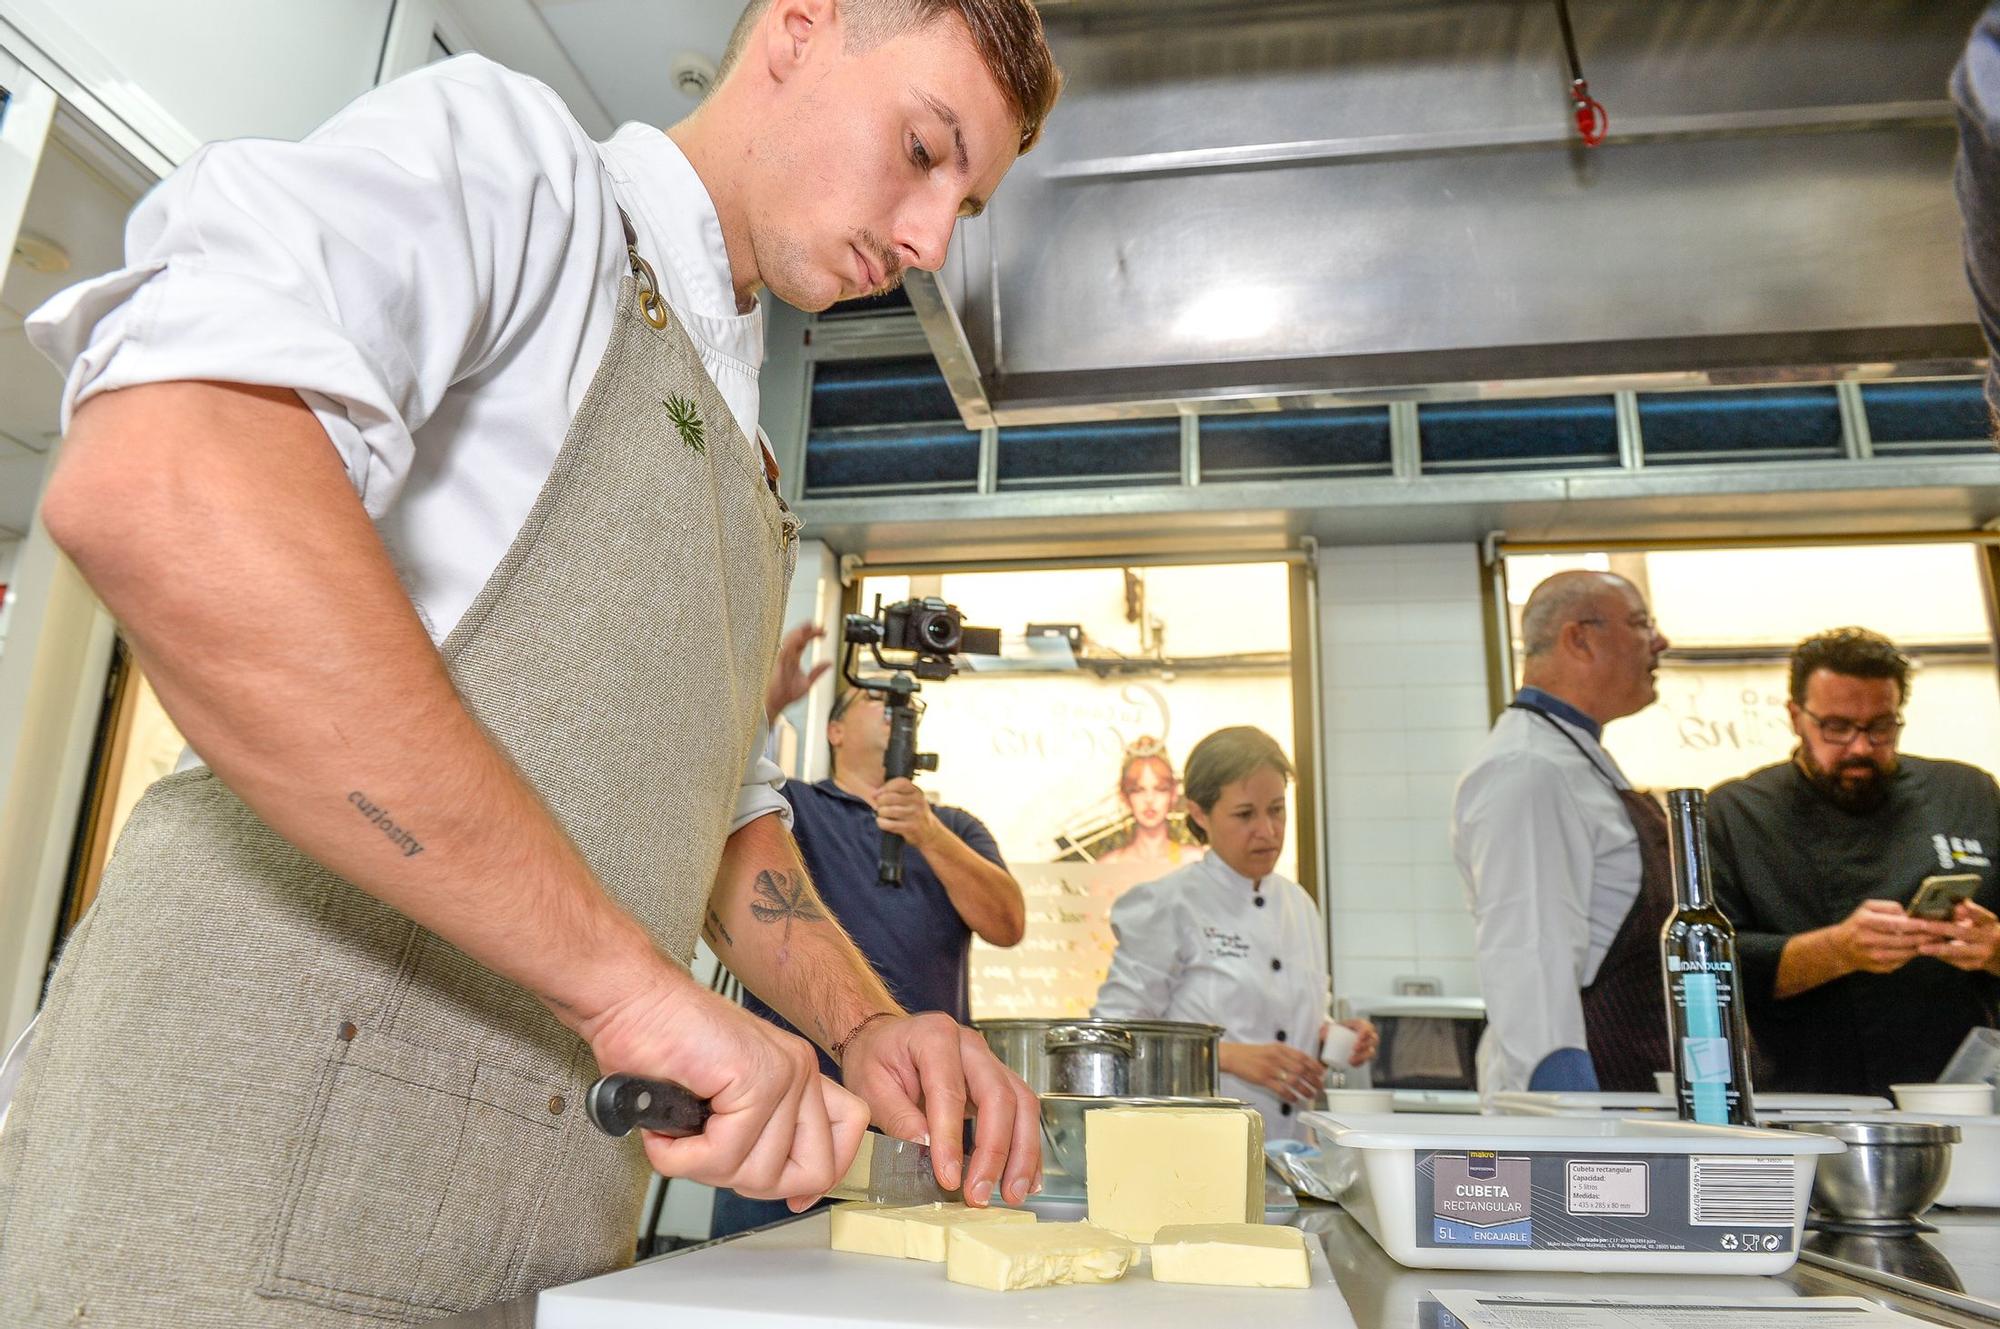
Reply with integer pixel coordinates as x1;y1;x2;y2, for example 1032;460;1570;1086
918;612;959;652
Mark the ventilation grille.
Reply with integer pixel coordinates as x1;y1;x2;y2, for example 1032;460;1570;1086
1202;408;1392;482
1420;396;1619;474
1863;380;1994;455
801;351;1993;497
1639;387;1843;466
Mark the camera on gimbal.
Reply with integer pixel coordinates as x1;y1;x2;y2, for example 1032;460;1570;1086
841;596;1000;681
840;596;999;884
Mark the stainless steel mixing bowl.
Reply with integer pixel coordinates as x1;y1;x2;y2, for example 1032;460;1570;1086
1779;1119;1961;1224
1039;1093;1245;1179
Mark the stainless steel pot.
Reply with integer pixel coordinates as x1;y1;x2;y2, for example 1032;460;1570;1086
977;1018;1221;1097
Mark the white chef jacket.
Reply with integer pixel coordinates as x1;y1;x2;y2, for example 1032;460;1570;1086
1451;704;1643;1097
1093;853;1331;1140
26;55;787;831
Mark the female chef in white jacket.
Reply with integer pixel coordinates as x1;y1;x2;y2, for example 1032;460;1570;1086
1092;726;1377;1138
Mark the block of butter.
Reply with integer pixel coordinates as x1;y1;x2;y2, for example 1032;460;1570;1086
1084;1105;1264;1241
829;1201;1036;1262
1150;1222;1311;1289
944;1221;1137;1291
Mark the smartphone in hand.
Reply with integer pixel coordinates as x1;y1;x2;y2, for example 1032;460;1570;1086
1908;873;1981;921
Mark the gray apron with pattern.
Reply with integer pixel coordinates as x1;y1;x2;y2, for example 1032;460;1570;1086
0;233;798;1325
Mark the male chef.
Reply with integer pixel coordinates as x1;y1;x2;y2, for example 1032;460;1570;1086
1706;628;2000;1097
1452;570;1675;1096
0;2;1059;1325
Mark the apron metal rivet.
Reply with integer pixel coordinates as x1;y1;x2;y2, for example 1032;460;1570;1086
337;1022;358;1042
548;1095;566;1115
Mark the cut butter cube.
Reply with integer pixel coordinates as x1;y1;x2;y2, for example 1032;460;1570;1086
1150;1223;1311;1289
829;1203;906;1259
829;1201;1035;1262
1084;1105;1264;1241
945;1221;1137;1291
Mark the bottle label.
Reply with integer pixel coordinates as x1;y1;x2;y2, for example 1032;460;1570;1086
1679;972;1734;1124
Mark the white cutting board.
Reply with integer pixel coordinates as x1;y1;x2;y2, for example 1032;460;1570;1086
536;1211;1357;1329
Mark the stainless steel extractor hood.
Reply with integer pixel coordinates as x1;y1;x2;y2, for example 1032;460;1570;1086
911;0;1987;428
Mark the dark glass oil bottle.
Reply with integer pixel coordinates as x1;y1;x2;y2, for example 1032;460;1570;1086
1660;789;1758;1126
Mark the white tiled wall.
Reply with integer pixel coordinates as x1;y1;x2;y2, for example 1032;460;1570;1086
1318;544;1493;1002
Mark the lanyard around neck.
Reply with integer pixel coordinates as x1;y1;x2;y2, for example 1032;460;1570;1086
1508;701;1623;792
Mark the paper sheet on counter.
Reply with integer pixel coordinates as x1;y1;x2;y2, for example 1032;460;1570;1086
1429;1290;1935;1328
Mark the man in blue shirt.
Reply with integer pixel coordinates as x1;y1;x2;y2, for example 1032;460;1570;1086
711;627;1026;1235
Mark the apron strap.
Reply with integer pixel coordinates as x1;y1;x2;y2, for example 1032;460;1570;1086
617;206;669;330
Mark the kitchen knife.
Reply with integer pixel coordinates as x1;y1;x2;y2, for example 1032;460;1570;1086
827;1130;961;1206
586;1077;957;1205
585;1073;712;1138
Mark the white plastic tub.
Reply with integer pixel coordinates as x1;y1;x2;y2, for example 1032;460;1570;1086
1301;1111;1843;1274
1890;1082;1998;1115
1932;1114;2000;1207
1489;1091;1891;1119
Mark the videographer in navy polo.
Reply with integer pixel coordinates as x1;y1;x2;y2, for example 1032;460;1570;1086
715;626;1026;1233
1706;628;2000;1098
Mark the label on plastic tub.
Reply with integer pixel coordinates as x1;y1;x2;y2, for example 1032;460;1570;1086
1414;1151;1795;1253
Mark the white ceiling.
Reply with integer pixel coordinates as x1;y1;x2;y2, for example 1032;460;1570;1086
0;134;137;540
532;0;739;127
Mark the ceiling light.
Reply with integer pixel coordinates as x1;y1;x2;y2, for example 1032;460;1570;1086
12;232;70;275
670;51;717;100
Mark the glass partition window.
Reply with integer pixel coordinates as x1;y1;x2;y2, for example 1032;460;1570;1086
854;563;1298;1019
1503;545;2000;790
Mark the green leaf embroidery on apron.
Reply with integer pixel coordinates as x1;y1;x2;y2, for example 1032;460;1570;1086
663;394;706;454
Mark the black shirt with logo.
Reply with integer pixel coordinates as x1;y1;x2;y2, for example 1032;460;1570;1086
1706;754;2000;1098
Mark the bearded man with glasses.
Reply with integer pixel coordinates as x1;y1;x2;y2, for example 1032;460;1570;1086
1707;628;2000;1098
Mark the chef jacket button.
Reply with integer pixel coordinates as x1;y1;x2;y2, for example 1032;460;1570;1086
1271;958;1283;972
548;1095;566;1116
337;1022;358;1042
1254;895;1266;908
1275;1030;1287;1042
1280;1103;1293;1117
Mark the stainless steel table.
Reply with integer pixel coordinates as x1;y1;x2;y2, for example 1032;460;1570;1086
434;1202;2000;1328
1801;1209;2000;1326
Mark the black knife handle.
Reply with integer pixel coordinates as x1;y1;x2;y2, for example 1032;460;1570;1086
585;1074;712;1138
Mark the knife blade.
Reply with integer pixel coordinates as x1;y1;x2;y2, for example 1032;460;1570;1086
584;1073;712;1138
827;1130;961;1206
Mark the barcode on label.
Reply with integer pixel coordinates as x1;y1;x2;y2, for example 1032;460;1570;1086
1689;1156;1794;1227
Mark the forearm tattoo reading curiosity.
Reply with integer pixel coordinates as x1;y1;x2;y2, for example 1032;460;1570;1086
348;791;425;858
748;868;826;962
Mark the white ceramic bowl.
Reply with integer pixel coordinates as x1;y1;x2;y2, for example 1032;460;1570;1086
1323;1087;1397;1114
1890;1082;1998;1115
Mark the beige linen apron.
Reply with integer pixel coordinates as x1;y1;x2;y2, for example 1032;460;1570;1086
0;233;798;1325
